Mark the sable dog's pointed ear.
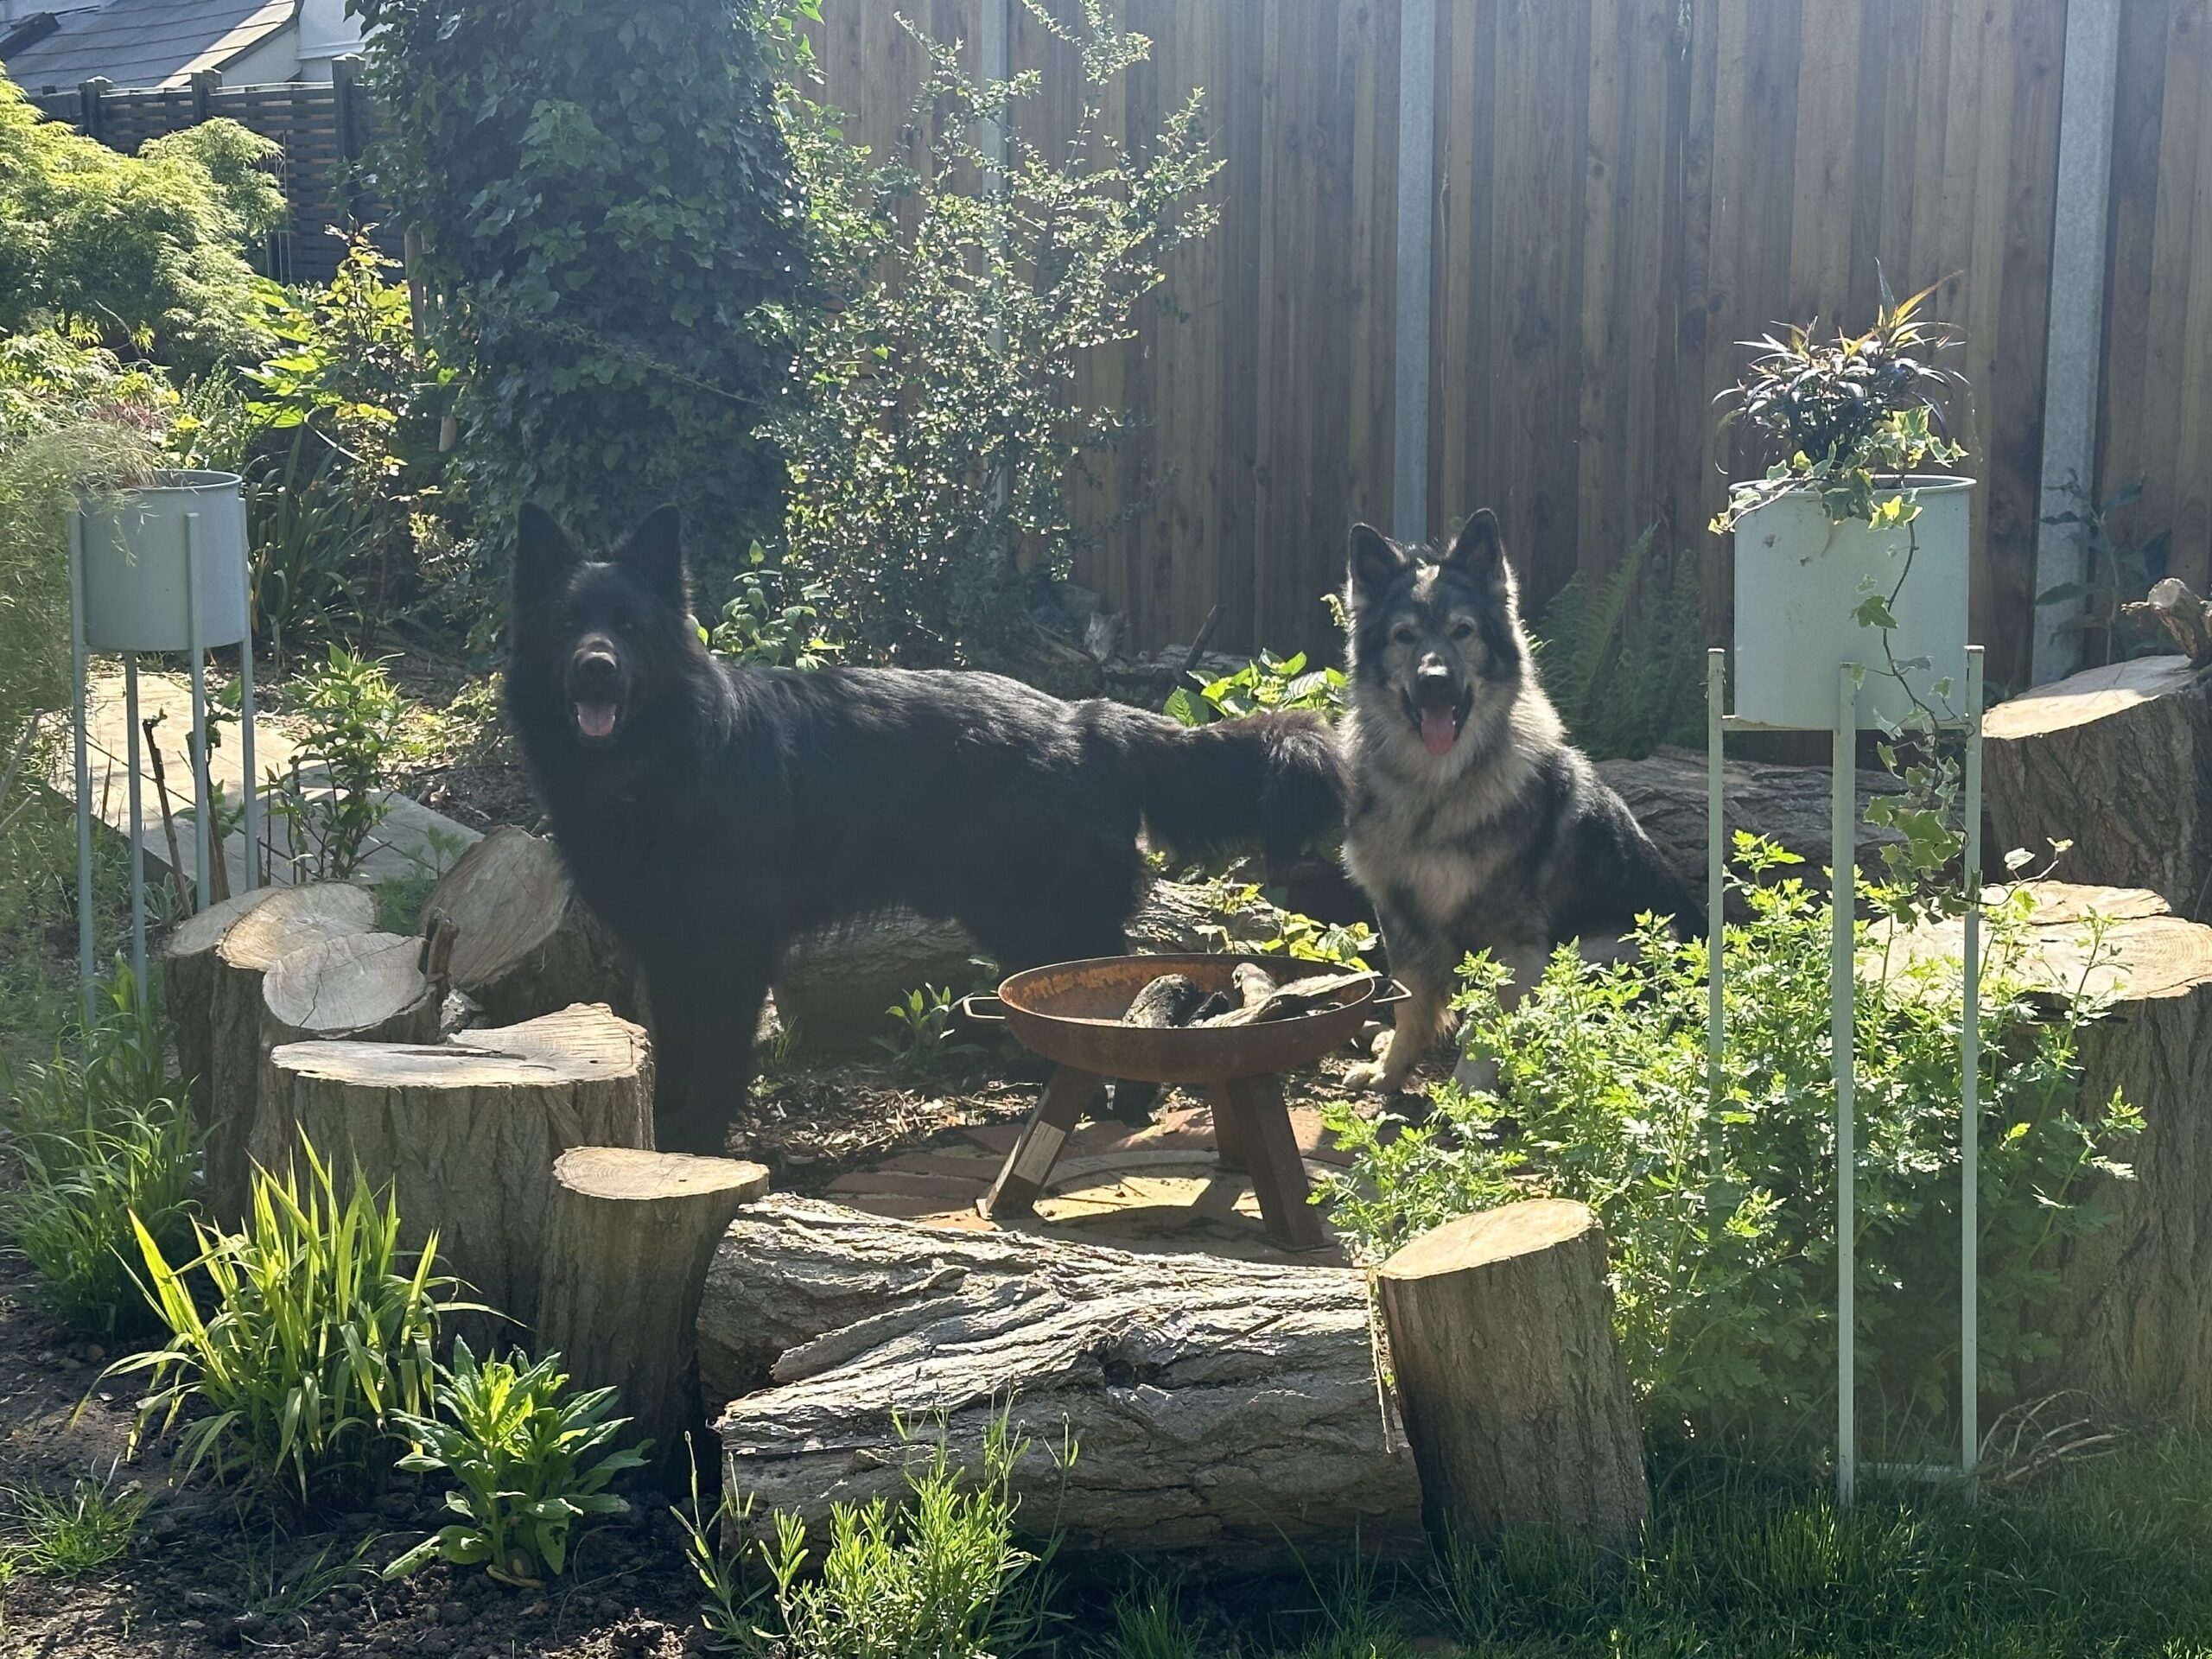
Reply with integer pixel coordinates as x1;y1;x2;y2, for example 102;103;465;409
1440;507;1508;588
611;504;688;608
514;502;582;598
1348;524;1407;597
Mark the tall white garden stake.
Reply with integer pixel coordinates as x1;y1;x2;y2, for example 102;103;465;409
1961;645;1985;1487
68;510;94;1031
1707;648;1726;1205
186;511;211;912
1833;664;1858;1509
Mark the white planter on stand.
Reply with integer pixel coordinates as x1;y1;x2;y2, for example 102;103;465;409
1731;474;1973;730
69;469;259;1019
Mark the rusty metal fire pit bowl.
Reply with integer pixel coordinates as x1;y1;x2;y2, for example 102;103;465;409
963;955;1395;1253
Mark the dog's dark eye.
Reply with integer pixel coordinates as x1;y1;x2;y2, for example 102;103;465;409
1391;625;1419;647
1448;620;1476;641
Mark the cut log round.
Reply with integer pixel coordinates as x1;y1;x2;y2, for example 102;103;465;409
258;1004;653;1340
203;883;377;1218
701;1195;1423;1571
159;886;281;1131
772;879;1299;1052
1984;656;2212;919
538;1148;769;1485
261;931;442;1048
1594;747;1902;906
425;827;640;1025
1376;1199;1649;1555
1884;880;2212;1421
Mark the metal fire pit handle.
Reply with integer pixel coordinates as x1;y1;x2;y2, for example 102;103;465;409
957;994;1008;1024
1372;979;1413;1009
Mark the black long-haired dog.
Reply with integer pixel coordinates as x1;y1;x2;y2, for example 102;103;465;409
505;503;1343;1152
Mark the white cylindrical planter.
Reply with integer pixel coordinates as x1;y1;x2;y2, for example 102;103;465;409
78;469;250;651
1731;474;1972;730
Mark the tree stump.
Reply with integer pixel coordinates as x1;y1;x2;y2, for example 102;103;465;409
201;884;378;1218
258;1005;653;1341
159;886;280;1128
1376;1199;1649;1556
772;879;1300;1052
425;827;640;1025
537;1148;769;1486
1984;656;2212;919
1883;881;2212;1421
260;931;444;1049
699;1196;1423;1571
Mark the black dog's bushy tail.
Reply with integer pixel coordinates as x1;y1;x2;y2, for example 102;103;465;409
1110;708;1344;868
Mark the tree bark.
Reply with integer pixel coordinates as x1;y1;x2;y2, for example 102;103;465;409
1886;880;2212;1423
160;886;280;1131
202;884;378;1218
772;879;1300;1052
700;1196;1424;1571
258;1004;653;1342
1376;1199;1648;1556
537;1147;769;1487
425;827;641;1025
1984;655;2212;919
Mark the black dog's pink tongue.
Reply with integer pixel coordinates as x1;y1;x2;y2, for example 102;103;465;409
1421;706;1458;756
575;702;617;740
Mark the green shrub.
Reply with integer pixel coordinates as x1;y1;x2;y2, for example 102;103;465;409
674;1414;1056;1659
1164;650;1346;729
874;985;985;1078
260;645;406;882
1532;523;1706;760
106;1139;458;1502
353;0;807;590
772;3;1220;668
709;543;842;671
385;1338;645;1589
0;75;282;368
1;972;200;1338
1323;837;2143;1452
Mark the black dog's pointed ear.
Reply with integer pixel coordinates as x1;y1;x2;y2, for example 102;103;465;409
1440;508;1508;588
1348;524;1407;596
515;502;583;597
610;504;688;608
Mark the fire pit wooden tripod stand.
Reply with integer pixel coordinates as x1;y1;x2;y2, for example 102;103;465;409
961;954;1396;1252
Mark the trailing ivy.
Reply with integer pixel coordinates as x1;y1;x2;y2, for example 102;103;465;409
349;0;809;592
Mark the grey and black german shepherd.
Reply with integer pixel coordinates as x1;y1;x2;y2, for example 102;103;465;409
1338;509;1698;1094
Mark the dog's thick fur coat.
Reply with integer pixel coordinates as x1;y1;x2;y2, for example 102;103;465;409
1338;510;1696;1093
505;504;1342;1151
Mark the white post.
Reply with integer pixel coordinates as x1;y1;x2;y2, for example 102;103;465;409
124;654;146;997
1392;0;1436;543
185;511;211;912
1961;645;1986;1484
1706;649;1726;1205
69;508;95;1032
2031;0;2121;684
1834;664;1858;1506
238;548;258;892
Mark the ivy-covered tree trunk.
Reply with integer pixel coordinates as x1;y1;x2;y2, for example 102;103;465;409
353;0;808;590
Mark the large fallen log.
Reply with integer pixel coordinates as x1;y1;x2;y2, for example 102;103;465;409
198;883;378;1217
1882;881;2212;1422
425;827;640;1025
772;879;1298;1052
1377;1201;1647;1554
700;1197;1422;1571
538;1147;770;1486
1984;655;2212;919
257;1004;653;1339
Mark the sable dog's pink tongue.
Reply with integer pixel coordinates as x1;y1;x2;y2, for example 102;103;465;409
576;703;617;739
1421;708;1457;756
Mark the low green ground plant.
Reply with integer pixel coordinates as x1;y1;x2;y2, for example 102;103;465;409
4;1462;148;1580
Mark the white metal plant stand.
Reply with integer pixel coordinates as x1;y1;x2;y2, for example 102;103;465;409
1705;643;1985;1505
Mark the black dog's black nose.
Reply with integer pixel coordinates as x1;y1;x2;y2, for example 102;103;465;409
571;645;619;689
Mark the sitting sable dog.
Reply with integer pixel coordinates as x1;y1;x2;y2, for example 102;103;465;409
1338;509;1697;1095
505;502;1342;1153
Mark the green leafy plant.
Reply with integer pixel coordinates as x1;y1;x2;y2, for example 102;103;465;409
1323;836;2142;1452
1164;650;1346;728
0;969;199;1338
235;1529;382;1629
355;0;807;591
385;1338;645;1589
1533;523;1706;761
772;2;1221;669
1188;876;1377;971
1712;278;1966;536
260;645;406;882
676;1413;1058;1659
105;1138;457;1502
2037;478;2173;668
709;544;842;670
874;985;984;1078
6;1461;148;1580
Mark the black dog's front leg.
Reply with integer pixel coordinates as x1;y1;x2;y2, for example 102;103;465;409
642;943;773;1156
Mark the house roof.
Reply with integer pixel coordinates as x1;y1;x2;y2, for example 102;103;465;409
1;0;296;93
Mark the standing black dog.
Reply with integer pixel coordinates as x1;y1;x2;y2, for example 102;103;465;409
506;503;1343;1153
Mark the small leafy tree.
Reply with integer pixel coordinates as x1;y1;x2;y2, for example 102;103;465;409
351;0;809;589
772;2;1222;668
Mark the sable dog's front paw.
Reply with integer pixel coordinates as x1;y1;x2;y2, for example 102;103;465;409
1344;1060;1399;1095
